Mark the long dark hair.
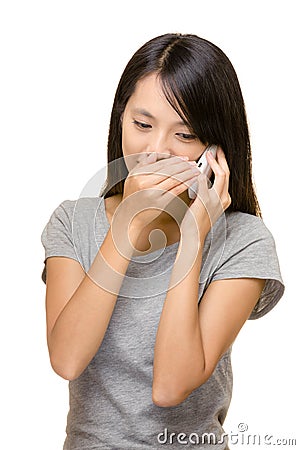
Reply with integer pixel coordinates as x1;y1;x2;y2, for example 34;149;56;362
100;33;261;217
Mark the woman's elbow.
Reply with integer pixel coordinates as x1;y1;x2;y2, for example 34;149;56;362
49;353;82;381
152;383;193;408
152;373;211;407
152;388;185;407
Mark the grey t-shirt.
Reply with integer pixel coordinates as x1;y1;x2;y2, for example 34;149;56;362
41;196;284;450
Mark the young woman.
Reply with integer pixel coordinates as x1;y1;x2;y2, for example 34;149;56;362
41;33;284;449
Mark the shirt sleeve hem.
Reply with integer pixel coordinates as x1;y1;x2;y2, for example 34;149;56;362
41;253;83;284
209;273;285;320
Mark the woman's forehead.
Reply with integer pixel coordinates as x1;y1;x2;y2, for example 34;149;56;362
125;73;187;124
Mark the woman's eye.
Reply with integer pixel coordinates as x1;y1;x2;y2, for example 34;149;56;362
176;133;197;141
132;120;151;129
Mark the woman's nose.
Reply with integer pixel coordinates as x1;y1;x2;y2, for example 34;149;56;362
146;133;172;158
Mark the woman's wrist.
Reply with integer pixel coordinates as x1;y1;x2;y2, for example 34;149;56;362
179;227;206;256
109;207;141;256
180;212;211;244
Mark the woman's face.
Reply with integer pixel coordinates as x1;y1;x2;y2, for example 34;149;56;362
121;73;206;171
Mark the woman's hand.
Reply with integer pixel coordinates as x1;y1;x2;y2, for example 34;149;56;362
180;147;231;238
116;152;201;231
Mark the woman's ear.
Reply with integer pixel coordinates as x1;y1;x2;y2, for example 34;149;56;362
120;112;124;125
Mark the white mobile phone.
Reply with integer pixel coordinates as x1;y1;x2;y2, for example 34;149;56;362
188;144;218;199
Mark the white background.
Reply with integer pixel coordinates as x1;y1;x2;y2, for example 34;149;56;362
0;0;298;448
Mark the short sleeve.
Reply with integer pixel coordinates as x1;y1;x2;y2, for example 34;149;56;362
41;200;80;284
210;213;285;319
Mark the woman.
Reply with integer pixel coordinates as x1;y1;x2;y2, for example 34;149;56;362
41;33;284;449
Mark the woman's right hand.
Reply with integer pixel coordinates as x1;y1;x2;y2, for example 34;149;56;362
117;152;200;232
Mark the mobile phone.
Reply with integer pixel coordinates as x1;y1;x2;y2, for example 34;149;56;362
188;144;218;199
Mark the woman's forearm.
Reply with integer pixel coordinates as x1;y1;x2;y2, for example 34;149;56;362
153;231;206;406
49;219;140;381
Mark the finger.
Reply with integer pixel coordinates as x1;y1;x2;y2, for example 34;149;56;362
153;159;198;179
215;147;230;177
159;165;200;191
215;147;230;196
137;163;199;193
161;172;200;198
134;154;196;178
207;147;229;195
136;151;174;165
131;155;200;196
134;152;173;173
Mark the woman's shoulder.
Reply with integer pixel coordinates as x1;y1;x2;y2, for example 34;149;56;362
58;196;103;210
208;209;277;261
43;197;109;237
55;196;106;221
224;210;272;240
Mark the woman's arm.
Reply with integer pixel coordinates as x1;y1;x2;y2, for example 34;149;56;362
46;215;141;381
152;148;265;407
46;155;202;381
152;231;265;407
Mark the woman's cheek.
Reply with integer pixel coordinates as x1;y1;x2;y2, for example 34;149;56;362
122;130;146;171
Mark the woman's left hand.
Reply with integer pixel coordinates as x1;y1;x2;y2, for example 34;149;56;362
180;147;231;238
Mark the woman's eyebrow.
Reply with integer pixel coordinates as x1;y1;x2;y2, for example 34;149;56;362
132;107;187;126
132;108;155;119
